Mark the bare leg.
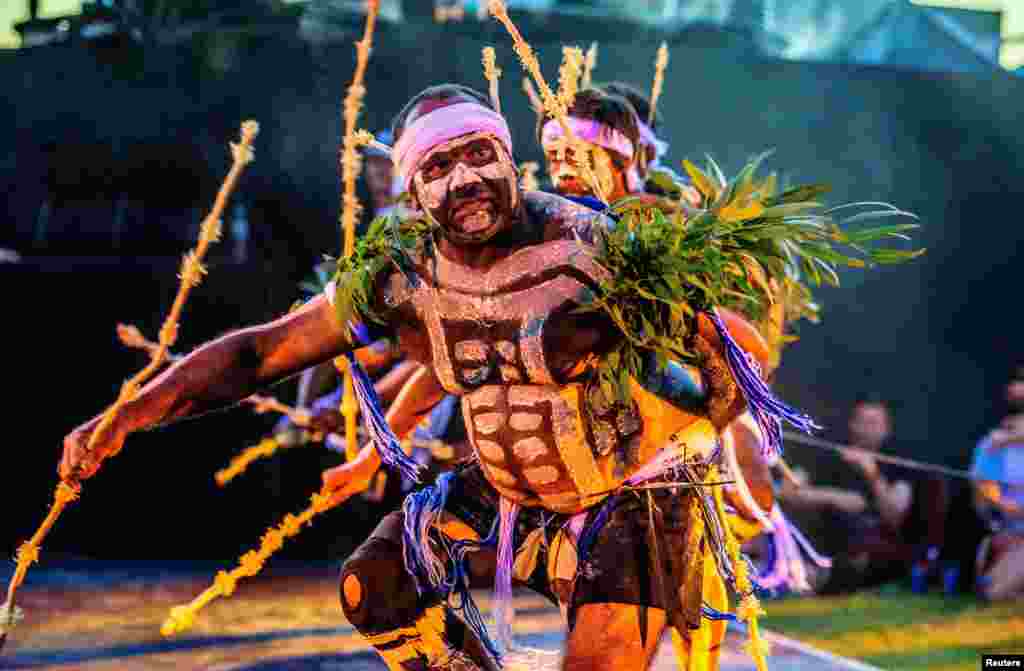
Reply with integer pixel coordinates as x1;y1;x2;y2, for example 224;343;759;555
671;556;727;671
981;537;1024;601
340;512;499;671
563;603;665;671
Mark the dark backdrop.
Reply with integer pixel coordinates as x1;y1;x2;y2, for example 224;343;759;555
2;13;1023;560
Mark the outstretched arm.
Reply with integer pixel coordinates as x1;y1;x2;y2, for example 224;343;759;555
61;295;355;480
321;365;448;504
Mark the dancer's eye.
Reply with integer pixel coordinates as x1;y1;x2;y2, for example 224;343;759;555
468;142;495;164
422;156;452;180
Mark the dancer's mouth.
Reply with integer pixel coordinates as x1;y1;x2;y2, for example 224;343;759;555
451;197;495;233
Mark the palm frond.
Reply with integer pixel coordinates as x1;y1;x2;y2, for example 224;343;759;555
582;156;923;402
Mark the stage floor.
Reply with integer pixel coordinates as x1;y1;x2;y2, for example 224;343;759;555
1;562;876;670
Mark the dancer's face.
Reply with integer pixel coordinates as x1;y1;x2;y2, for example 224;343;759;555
404;98;519;246
364;155;395;206
413;133;518;245
544;141;628;202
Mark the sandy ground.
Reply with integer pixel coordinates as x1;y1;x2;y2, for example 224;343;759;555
0;562;873;670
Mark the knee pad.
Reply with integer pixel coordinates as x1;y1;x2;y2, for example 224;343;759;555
340;537;423;634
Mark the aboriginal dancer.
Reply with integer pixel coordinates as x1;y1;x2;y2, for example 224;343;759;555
61;81;916;671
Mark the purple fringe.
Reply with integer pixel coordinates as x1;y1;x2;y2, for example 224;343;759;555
401;474;502;662
493;497;520;655
756;505;831;592
577;497;617;563
445;520;501;662
349;321;372;346
702;604;738;622
708;310;820;458
785;508;832;569
343;350;424;484
401;472;455;595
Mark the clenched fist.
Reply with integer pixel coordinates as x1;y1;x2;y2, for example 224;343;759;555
59;417;128;482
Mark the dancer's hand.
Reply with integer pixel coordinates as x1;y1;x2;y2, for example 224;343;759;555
60;416;128;482
320;444;382;507
991;414;1024;448
308;408;346;436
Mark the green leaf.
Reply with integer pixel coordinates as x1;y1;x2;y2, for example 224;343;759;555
843;223;920;244
759;202;823;219
765;184;831;206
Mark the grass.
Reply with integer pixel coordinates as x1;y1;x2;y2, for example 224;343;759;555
763;586;1024;670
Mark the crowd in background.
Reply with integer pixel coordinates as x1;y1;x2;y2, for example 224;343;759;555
772;373;1024;602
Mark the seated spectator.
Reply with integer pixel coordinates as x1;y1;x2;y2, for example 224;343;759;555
777;466;868;517
820;396;948;593
971;374;1024;601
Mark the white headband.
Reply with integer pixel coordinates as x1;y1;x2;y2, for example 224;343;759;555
393;102;513;191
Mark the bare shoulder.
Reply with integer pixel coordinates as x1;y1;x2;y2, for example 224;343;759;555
522;191;613;244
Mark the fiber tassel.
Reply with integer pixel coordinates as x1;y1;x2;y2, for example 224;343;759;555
786;508;832;569
494;497;520;654
344;351;424;484
401;476;502;662
708;310;819;458
402;472;455;594
701;604;737;621
446;525;502;663
757;507;808;592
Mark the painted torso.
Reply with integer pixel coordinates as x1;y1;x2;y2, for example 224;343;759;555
380;192;689;513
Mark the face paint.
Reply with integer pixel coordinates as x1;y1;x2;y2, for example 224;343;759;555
546;139;618;200
412;131;519;245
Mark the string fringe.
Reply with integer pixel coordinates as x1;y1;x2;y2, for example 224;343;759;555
709;310;819;458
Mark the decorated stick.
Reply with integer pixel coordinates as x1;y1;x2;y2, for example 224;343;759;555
160;6;384;633
337;0;380;463
213;397;314;487
117;323;182;362
581;41;598;88
213;435;299;488
556;45;584;109
488;0;608;203
648;42;669;126
353;129;391;157
481;47;502;114
161;489;336;636
521;77;543;117
1;120;259;651
709;464;770;671
244;394;311;427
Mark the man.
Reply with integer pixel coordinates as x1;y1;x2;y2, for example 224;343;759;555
288;127;408;417
821;397;948;593
595;81;700;205
971;373;1024;601
62;84;772;671
363;128;408;224
538;86;640;204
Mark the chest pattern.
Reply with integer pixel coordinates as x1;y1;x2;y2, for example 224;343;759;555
381;237;654;511
384;238;609;394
